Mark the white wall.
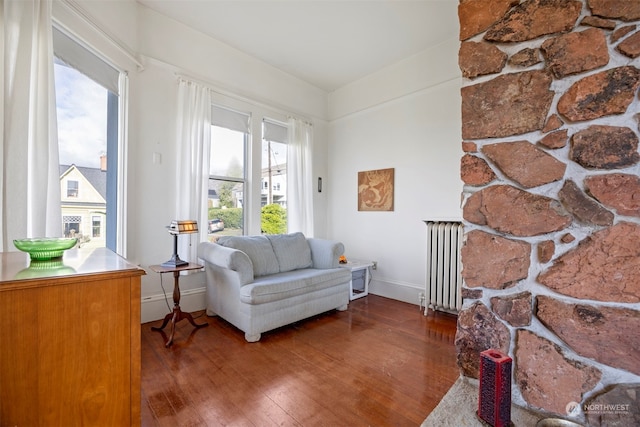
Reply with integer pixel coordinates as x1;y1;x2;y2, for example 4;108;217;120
137;6;327;121
327;37;463;305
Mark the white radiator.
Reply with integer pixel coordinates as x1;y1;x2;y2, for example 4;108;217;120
423;221;463;315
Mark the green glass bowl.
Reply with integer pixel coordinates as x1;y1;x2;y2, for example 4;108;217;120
13;237;78;260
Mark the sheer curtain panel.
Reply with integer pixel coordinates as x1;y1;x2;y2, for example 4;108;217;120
175;79;211;262
287;118;314;237
1;0;62;250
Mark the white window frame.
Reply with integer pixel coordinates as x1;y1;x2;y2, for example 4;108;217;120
207;92;300;236
209;104;251;234
52;23;129;256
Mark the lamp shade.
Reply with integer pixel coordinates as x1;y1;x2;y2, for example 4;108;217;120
167;220;198;235
161;220;199;267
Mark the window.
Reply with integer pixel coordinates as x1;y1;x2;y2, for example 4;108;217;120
204;106;300;237
53;26;123;252
63;216;81;238
92;216;101;238
261;119;288;234
208;105;249;239
67;180;78;197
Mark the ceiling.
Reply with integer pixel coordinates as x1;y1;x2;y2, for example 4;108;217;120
137;0;458;92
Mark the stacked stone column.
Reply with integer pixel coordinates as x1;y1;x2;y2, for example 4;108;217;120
457;0;640;423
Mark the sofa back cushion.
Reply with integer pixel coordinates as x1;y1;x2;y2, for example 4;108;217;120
217;235;279;277
267;232;312;273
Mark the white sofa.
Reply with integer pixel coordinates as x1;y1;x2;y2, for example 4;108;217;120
197;232;351;342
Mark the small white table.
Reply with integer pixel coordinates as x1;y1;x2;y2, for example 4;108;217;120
340;259;373;300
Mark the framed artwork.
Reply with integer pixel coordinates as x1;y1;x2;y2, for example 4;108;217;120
358;168;394;211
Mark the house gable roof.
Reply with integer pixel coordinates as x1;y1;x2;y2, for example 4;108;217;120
60;164;107;200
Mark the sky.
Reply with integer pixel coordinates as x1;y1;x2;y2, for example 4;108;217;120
54;62;108;169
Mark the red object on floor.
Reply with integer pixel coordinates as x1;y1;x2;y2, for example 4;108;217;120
478;349;512;427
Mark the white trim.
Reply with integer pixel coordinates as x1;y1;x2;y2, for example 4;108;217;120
140;286;207;324
329;75;461;123
116;74;129;257
140;54;317;124
141;281;429;324
368;278;424;308
54;0;143;71
177;69;312;124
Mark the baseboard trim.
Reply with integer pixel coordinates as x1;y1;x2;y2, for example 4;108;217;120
369;278;424;308
140;280;425;323
141;286;207;323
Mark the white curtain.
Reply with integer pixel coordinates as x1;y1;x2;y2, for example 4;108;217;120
1;0;61;250
287;117;314;237
175;78;211;262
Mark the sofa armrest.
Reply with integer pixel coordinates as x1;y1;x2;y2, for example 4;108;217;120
307;238;345;269
197;241;254;285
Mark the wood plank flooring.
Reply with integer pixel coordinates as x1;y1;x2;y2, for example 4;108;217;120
141;295;459;427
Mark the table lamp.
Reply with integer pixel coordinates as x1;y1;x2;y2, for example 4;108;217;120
161;220;198;267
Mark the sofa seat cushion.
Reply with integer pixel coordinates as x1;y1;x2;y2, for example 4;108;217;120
240;268;352;305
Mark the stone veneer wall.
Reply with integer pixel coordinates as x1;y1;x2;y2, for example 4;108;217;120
456;0;640;424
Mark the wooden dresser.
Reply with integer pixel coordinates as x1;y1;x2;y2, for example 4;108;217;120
0;248;145;426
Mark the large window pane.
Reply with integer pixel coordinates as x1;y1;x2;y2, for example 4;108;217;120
261;140;287;207
55;59;111;249
209;125;246;239
209;127;244;178
261;120;287;234
54;25;123;254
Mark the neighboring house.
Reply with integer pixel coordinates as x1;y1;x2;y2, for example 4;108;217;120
261;164;287;207
59;164;106;248
231;165;287;211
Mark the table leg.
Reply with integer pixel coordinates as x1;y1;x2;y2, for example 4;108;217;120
151;311;173;331
167;308;179;347
151;269;207;347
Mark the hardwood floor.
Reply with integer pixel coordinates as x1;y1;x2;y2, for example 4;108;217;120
141;295;459;427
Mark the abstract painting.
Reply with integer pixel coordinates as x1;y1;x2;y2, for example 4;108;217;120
358;168;394;211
